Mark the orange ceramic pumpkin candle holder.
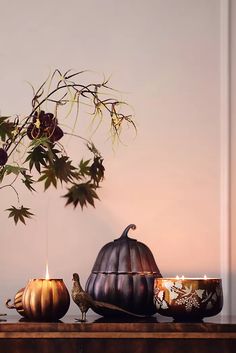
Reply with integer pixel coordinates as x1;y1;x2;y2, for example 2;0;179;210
22;278;70;321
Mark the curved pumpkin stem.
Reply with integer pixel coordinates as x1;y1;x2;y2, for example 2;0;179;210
5;299;15;309
120;224;136;239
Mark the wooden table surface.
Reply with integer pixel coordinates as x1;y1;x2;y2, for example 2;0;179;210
0;314;236;353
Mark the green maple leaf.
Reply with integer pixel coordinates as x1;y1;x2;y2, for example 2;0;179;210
29;136;51;149
54;156;76;183
0;116;15;142
25;146;48;173
4;165;26;176
21;171;36;192
78;159;91;177
63;182;99;209
6;205;34;225
0;165;27;184
38;167;57;190
89;157;105;186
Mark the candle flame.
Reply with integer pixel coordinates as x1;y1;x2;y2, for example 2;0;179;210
181;275;185;280
45;262;50;280
176;275;180;279
204;274;207;280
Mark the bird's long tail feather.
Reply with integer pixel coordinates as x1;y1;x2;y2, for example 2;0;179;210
92;300;146;318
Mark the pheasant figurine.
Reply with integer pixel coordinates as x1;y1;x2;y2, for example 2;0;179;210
71;273;145;321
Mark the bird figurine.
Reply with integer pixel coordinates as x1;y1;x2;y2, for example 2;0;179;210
71;273;145;322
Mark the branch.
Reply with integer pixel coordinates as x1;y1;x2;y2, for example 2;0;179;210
0;183;20;204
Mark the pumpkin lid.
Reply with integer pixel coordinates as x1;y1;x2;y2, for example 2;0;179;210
91;224;161;275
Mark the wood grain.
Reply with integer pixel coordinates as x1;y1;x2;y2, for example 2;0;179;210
0;315;236;353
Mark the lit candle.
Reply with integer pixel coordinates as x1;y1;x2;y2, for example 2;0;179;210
45;262;50;280
21;264;70;321
154;276;223;321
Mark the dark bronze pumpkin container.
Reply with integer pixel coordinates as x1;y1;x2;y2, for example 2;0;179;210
85;224;162;316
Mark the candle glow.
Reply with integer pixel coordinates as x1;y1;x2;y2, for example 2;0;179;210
174;275;209;280
154;276;223;320
45;262;50;280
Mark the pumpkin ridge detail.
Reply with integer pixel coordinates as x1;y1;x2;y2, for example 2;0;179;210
85;224;162;316
133;240;143;273
5;288;26;317
22;279;70;321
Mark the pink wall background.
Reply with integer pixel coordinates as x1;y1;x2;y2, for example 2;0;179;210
0;0;230;316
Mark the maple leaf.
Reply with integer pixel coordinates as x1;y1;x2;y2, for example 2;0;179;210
4;165;26;176
54;156;76;183
29;136;51;149
78;159;91;177
0;165;26;184
21;171;36;192
89;156;105;186
25;145;48;173
63;182;99;209
38;167;57;190
6;205;34;225
0;116;15;142
0;69;135;224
